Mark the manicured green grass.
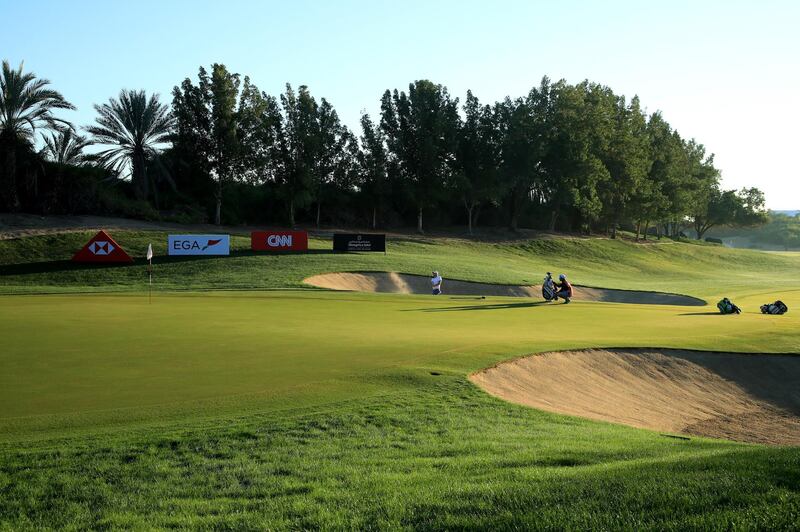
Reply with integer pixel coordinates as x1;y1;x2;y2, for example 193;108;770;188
2;290;799;441
1;231;799;528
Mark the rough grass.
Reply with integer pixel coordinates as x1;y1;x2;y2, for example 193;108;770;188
3;378;800;530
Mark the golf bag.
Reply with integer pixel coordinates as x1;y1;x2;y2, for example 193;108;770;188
760;300;788;315
542;276;556;301
716;297;741;315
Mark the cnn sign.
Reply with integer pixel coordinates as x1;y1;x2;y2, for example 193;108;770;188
167;235;230;256
251;231;308;252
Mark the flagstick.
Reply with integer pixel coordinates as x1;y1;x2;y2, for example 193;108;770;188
146;243;154;305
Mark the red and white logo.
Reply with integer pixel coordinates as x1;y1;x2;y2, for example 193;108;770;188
251;231;308;251
72;230;134;263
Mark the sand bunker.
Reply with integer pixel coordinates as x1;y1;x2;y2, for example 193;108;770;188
304;272;705;306
471;349;800;445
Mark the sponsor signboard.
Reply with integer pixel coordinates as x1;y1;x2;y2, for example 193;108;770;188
333;233;386;253
72;230;134;263
167;235;230;256
251;230;308;252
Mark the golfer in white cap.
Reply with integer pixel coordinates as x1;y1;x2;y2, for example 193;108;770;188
431;271;443;295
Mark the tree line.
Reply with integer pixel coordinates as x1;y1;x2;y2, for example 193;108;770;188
0;60;767;237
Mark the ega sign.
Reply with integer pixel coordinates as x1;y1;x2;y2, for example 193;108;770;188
167;235;230;256
251;231;308;251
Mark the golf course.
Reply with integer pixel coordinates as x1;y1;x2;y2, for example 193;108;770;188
1;227;799;529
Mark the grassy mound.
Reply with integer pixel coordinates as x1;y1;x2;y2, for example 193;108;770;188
1;229;798;300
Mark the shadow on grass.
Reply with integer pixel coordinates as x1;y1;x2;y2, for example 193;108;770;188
408;301;555;312
678;312;725;316
0;249;335;276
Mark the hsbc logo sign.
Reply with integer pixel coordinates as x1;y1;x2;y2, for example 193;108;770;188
168;235;230;256
72;230;133;263
88;241;115;255
252;231;308;252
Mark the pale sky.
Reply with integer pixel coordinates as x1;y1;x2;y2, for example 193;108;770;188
2;0;798;208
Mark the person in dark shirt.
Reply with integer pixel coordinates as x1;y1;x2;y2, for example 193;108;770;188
554;274;573;304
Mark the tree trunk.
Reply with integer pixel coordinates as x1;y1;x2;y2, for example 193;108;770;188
151;173;160;210
132;151;148;201
635;221;641;241
611;225;617;239
316;202;321;229
289;198;295;227
417;207;423;234
467;203;475;236
2;147;20;212
548;208;559;232
214;177;223;225
45;166;64;214
643;220;649;241
372;207;377;230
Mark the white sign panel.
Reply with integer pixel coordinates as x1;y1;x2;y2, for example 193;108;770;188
167;235;230;256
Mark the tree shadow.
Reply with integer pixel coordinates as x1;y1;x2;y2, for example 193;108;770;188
0;249;335;276
408;301;556;312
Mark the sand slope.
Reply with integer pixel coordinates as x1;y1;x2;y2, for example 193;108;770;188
304;272;705;306
470;349;800;445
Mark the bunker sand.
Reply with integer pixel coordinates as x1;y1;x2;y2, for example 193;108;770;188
304;272;705;306
471;349;800;445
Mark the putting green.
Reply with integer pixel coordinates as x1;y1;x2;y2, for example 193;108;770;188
2;289;798;440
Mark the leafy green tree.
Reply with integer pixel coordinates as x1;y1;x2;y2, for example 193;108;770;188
495;93;545;231
733;187;768;227
692;187;767;240
273;84;319;226
381;80;460;233
357;113;388;229
208;64;241;225
312;98;351;228
234;77;268;183
171;69;215;204
0;60;74;210
598;94;650;237
171;64;245;224
86;89;174;202
455;91;501;234
542;80;606;231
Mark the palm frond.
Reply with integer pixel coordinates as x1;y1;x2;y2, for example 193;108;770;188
0;61;75;142
85;89;175;179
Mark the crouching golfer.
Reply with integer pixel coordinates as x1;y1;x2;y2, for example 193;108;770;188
554;274;573;304
431;271;443;295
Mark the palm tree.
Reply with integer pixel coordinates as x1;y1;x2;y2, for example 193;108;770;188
41;128;89;166
0;60;74;210
40;128;90;212
85;89;175;200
